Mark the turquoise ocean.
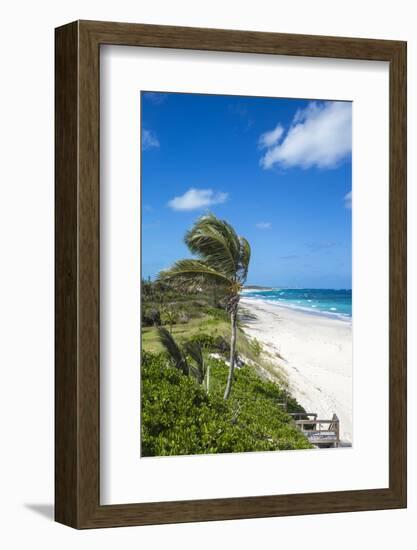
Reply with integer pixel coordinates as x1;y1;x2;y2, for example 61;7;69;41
242;288;352;319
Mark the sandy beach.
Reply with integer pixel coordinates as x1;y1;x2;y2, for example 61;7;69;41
240;297;352;445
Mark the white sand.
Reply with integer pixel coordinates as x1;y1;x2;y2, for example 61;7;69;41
240;298;352;445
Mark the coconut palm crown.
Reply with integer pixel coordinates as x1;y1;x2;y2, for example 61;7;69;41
158;213;251;399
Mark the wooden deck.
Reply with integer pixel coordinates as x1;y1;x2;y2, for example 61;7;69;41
289;412;340;448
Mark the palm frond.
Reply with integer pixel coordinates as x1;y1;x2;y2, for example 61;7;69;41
158;259;231;291
184;214;241;280
157;327;189;375
188;364;205;385
184;341;204;368
184;341;206;384
238;237;251;283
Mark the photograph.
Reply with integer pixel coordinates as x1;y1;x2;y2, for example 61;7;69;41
140;91;352;457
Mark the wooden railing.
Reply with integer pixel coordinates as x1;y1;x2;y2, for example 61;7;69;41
289;413;340;448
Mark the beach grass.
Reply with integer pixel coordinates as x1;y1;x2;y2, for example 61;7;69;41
142;315;231;353
142;302;290;401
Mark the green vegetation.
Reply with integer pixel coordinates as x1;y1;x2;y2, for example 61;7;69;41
158;327;210;390
141;214;311;456
141;281;311;456
159;213;251;399
141;351;311;456
142;313;231;354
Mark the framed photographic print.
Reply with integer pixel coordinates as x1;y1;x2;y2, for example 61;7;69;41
55;20;407;528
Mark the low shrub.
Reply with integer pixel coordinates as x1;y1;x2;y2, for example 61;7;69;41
204;307;229;322
187;333;230;354
142;308;161;327
141;352;311;456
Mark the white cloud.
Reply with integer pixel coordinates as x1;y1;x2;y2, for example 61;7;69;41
142;129;160;150
259;101;352;170
258;124;284;149
168;188;228;211
344;190;352;209
256;222;272;229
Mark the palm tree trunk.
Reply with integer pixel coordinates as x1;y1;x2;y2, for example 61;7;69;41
206;362;210;394
224;307;237;399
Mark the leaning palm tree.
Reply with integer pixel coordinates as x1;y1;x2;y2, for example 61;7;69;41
158;327;209;391
158;213;251;399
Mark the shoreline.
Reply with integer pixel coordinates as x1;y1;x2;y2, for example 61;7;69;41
240;297;353;445
241;295;352;322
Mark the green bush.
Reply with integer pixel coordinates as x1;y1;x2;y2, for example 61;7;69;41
141;307;161;327
187;333;230;354
204;307;230;322
141;352;311;456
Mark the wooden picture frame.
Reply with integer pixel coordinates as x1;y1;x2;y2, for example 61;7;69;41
55;20;407;529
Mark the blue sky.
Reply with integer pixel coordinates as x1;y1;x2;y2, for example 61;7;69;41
141;92;352;289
